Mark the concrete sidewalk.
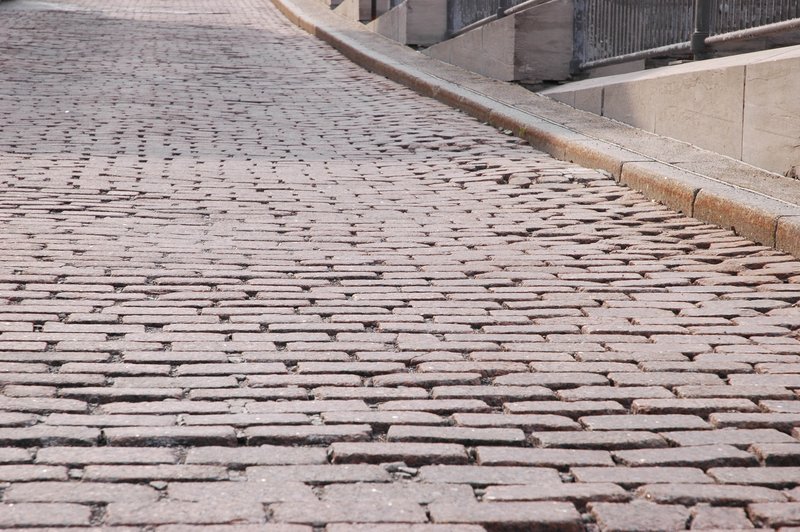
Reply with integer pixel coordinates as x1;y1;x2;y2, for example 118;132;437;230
274;0;800;259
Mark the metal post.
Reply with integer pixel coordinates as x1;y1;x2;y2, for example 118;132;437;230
692;0;712;59
570;0;587;74
371;0;377;20
497;0;513;18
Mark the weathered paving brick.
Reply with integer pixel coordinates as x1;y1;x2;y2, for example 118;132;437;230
0;503;92;527
690;506;756;530
107;501;263;525
531;430;667;450
387;425;526;445
631;398;760;415
613;444;759;468
168;481;316;503
325;526;483;532
750;443;800;466
428;501;583;531
708;466;800;487
5;482;160;503
476;447;614;468
186;445;328;466
579;414;710;431
248;400;369;413
484;483;630;505
590;502;691;531
247;465;391;484
83;465;228;482
271;500;427;525
431;385;554;404
453;413;580;431
0;426;100;446
330;442;469;466
0;464;68;481
323;482;475;504
104;426;237;446
245;424;372;445
572;467;713;488
748;502;800;527
36;446;178;464
322;411;445;428
661;428;796;448
505;400;627;417
636;483;787;505
418;465;561;486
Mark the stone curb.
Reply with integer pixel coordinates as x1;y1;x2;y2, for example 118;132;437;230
271;0;800;258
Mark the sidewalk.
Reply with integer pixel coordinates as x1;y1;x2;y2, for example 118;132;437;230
0;0;799;529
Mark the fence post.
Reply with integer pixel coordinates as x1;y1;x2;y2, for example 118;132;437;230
691;0;712;59
570;0;586;74
497;0;513;18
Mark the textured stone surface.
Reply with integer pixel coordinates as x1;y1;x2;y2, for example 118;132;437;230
0;0;796;528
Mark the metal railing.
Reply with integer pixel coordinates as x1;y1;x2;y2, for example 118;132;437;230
447;0;531;36
574;0;800;71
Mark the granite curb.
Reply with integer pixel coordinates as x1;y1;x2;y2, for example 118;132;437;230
271;0;800;258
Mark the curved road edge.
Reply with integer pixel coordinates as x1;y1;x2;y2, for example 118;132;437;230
270;0;800;258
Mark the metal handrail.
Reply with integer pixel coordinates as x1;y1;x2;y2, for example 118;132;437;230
447;0;551;37
574;0;800;72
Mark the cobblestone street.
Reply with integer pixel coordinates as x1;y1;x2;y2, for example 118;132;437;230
1;0;800;529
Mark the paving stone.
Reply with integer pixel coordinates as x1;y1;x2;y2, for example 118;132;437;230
590;502;691;531
689;506;755;530
185;445;327;466
271;500;427;525
662;429;796;448
636;483;787;505
330;442;469;466
167;481;316;503
417;465;562;486
748;503;800;527
322;482;475;504
104;426;237;446
572;467;713;488
5;482;160;503
504;400;627;417
247;465;392;484
0;503;91;527
580;414;710;431
428;501;583;531
83;465;228;482
107;501;263;525
325;525;484;532
387;425;526;445
708;467;800;487
453;413;580;431
36;446;178;465
613;445;759;468
531;430;667;450
484;483;630;506
476;447;614;468
245;424;372;445
750;443;800;466
631;398;760;415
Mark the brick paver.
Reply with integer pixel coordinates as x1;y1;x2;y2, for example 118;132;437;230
0;0;799;529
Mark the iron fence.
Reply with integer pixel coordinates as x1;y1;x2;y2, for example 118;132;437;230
447;0;529;35
574;0;800;71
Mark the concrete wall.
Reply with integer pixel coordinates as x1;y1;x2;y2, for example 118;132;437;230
367;0;447;46
424;0;573;83
333;0;390;22
543;45;800;177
